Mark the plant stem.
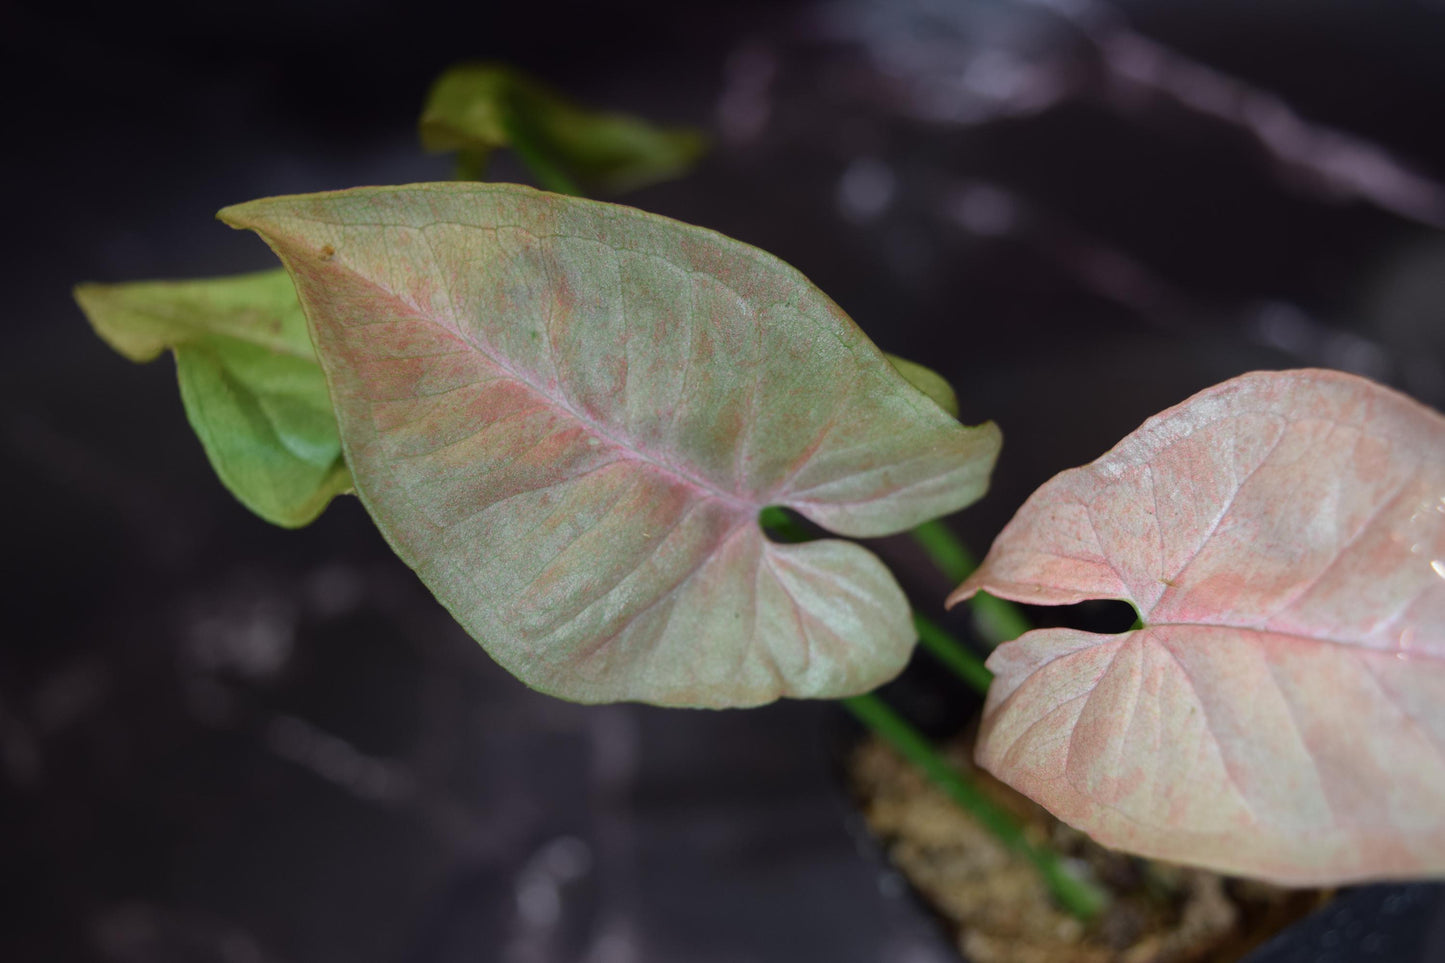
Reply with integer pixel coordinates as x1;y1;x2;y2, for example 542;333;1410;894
910;518;978;584
752;387;1097;918
969;591;1035;648
913;612;991;695
844;692;1109;921
910;519;1032;646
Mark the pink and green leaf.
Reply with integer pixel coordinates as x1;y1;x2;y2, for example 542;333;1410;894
221;183;1000;706
75;270;350;528
950;369;1445;884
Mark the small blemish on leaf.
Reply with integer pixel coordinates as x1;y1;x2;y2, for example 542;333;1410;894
319;245;336;261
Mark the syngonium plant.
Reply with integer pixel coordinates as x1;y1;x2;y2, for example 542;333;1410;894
76;68;1445;911
221;183;1001;707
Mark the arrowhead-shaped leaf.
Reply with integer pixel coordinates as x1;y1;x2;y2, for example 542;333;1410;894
419;63;708;196
220;183;1000;706
76;270;351;527
950;369;1445;884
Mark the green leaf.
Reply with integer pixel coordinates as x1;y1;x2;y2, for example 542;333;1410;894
419;63;708;196
220;183;1001;706
75;269;351;528
884;353;960;418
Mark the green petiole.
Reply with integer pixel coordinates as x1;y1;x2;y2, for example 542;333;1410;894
844;692;1109;921
910;519;1032;645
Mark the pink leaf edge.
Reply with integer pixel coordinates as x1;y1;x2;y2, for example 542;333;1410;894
950;369;1445;884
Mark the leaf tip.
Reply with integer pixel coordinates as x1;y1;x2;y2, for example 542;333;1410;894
215;201;260;232
945;577;982;610
217;196;299;238
73;279;161;363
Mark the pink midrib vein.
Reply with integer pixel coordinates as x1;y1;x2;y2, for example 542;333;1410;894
332;255;761;517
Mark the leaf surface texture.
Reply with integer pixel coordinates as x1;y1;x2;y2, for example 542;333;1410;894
951;370;1445;883
223;183;1000;705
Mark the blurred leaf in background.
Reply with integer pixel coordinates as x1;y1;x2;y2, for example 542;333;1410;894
419;62;708;195
75;270;351;528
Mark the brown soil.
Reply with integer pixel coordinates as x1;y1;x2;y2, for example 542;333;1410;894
848;735;1330;963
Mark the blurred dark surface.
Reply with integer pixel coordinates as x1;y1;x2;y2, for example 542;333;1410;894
4;1;1445;961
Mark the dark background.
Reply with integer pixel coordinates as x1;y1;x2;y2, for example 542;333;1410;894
4;1;1445;961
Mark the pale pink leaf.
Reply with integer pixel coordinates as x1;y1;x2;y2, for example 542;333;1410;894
221;183;1000;707
949;369;1445;883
